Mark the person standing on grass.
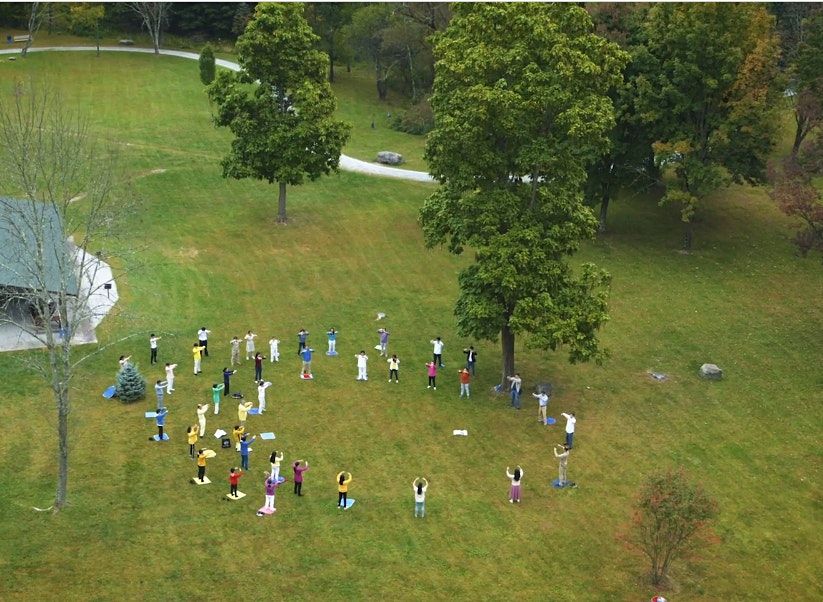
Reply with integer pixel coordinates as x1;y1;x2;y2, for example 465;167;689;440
533;390;549;424
388;354;400;383
378;328;390;357
197;327;211;357
270;450;284;480
459;368;470;397
149;334;161;365
554;444;570;486
223;367;237;397
233;425;245;451
268;336;280;363
257;380;272;413
192;343;205;375
196;403;208;437
165;362;177;394
254;352;265;381
297;329;309;355
244;331;257;361
212;383;224;414
293;460;309;495
230;336;241;366
187;425;199;459
506;466;523;503
336;471;353;508
118;355;132;370
326;328;337;354
355;351;368;381
263;472;282;512
561;412;576;448
229;467;243;497
196;449;208;483
154;406;168;441
430;337;445;367
463;346;477;376
154;380;168;410
507;374;522;409
412;477;428;518
238;401;253;427
239;434;257;470
426;361;437;390
301;346;313;377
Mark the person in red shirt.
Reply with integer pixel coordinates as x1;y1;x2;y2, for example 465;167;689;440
229;467;243;497
459;368;471;397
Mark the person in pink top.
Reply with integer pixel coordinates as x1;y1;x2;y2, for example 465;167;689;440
293;460;310;496
426;361;437;390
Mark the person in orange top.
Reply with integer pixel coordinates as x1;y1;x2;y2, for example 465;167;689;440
336;471;352;509
459;368;471;397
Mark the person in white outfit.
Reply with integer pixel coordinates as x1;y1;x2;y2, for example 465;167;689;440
270;450;284;480
533;390;549;424
561;412;576;448
164;363;177;393
268;337;280;363
257;380;272;412
430;337;445;367
197;327;211;357
244;331;257;360
196;403;209;438
355;351;368;381
412;477;428;517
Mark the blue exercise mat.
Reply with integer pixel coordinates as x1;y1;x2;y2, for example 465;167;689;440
339;498;356;509
248;408;261;415
152;433;170;441
326;351;338;356
545;417;556;425
259;432;275;440
102;385;117;399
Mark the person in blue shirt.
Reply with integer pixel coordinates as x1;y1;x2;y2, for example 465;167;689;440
301;346;313;377
239;433;257;470
326;328;337;355
297;329;309;355
154;406;168;441
154;380;167;410
222;367;237;397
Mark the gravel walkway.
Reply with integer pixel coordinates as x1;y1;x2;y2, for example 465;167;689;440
0;46;436;183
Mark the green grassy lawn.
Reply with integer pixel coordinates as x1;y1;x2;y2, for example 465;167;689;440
0;52;820;601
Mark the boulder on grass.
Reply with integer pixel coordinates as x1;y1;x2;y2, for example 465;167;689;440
699;363;723;380
376;151;404;165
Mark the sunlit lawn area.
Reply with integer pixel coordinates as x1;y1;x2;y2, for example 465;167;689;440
0;51;819;600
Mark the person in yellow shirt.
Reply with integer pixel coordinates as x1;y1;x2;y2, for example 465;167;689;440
192;343;206;375
237;400;253;426
187;425;199;459
233;425;245;452
196;449;208;483
336;471;353;509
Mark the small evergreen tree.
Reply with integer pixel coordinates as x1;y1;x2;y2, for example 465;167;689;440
199;44;216;86
116;363;147;403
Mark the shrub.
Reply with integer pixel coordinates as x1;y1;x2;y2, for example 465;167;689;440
390;98;434;135
630;468;717;585
116;363;147;403
199;44;216;86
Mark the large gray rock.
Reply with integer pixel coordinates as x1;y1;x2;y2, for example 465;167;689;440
699;363;723;380
376;151;404;165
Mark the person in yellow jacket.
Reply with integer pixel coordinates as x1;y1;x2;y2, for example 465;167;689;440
336;471;353;509
192;343;206;375
237;400;254;426
196;449;208;483
187;425;199;459
233;425;245;451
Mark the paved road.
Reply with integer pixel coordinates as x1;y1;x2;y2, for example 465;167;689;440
0;45;436;184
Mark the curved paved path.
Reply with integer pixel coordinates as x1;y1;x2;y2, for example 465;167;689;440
0;45;436;183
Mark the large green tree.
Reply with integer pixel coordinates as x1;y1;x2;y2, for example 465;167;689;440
420;3;626;382
790;9;823;158
208;3;350;223
635;3;782;249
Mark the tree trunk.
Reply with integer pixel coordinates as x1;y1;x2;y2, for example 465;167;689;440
682;221;693;251
55;385;69;510
791;112;808;158
598;192;610;234
377;78;388;101
277;181;288;223
329;60;335;83
500;322;515;386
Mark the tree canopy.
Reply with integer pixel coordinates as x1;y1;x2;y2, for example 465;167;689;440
420;3;627;381
207;2;350;223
